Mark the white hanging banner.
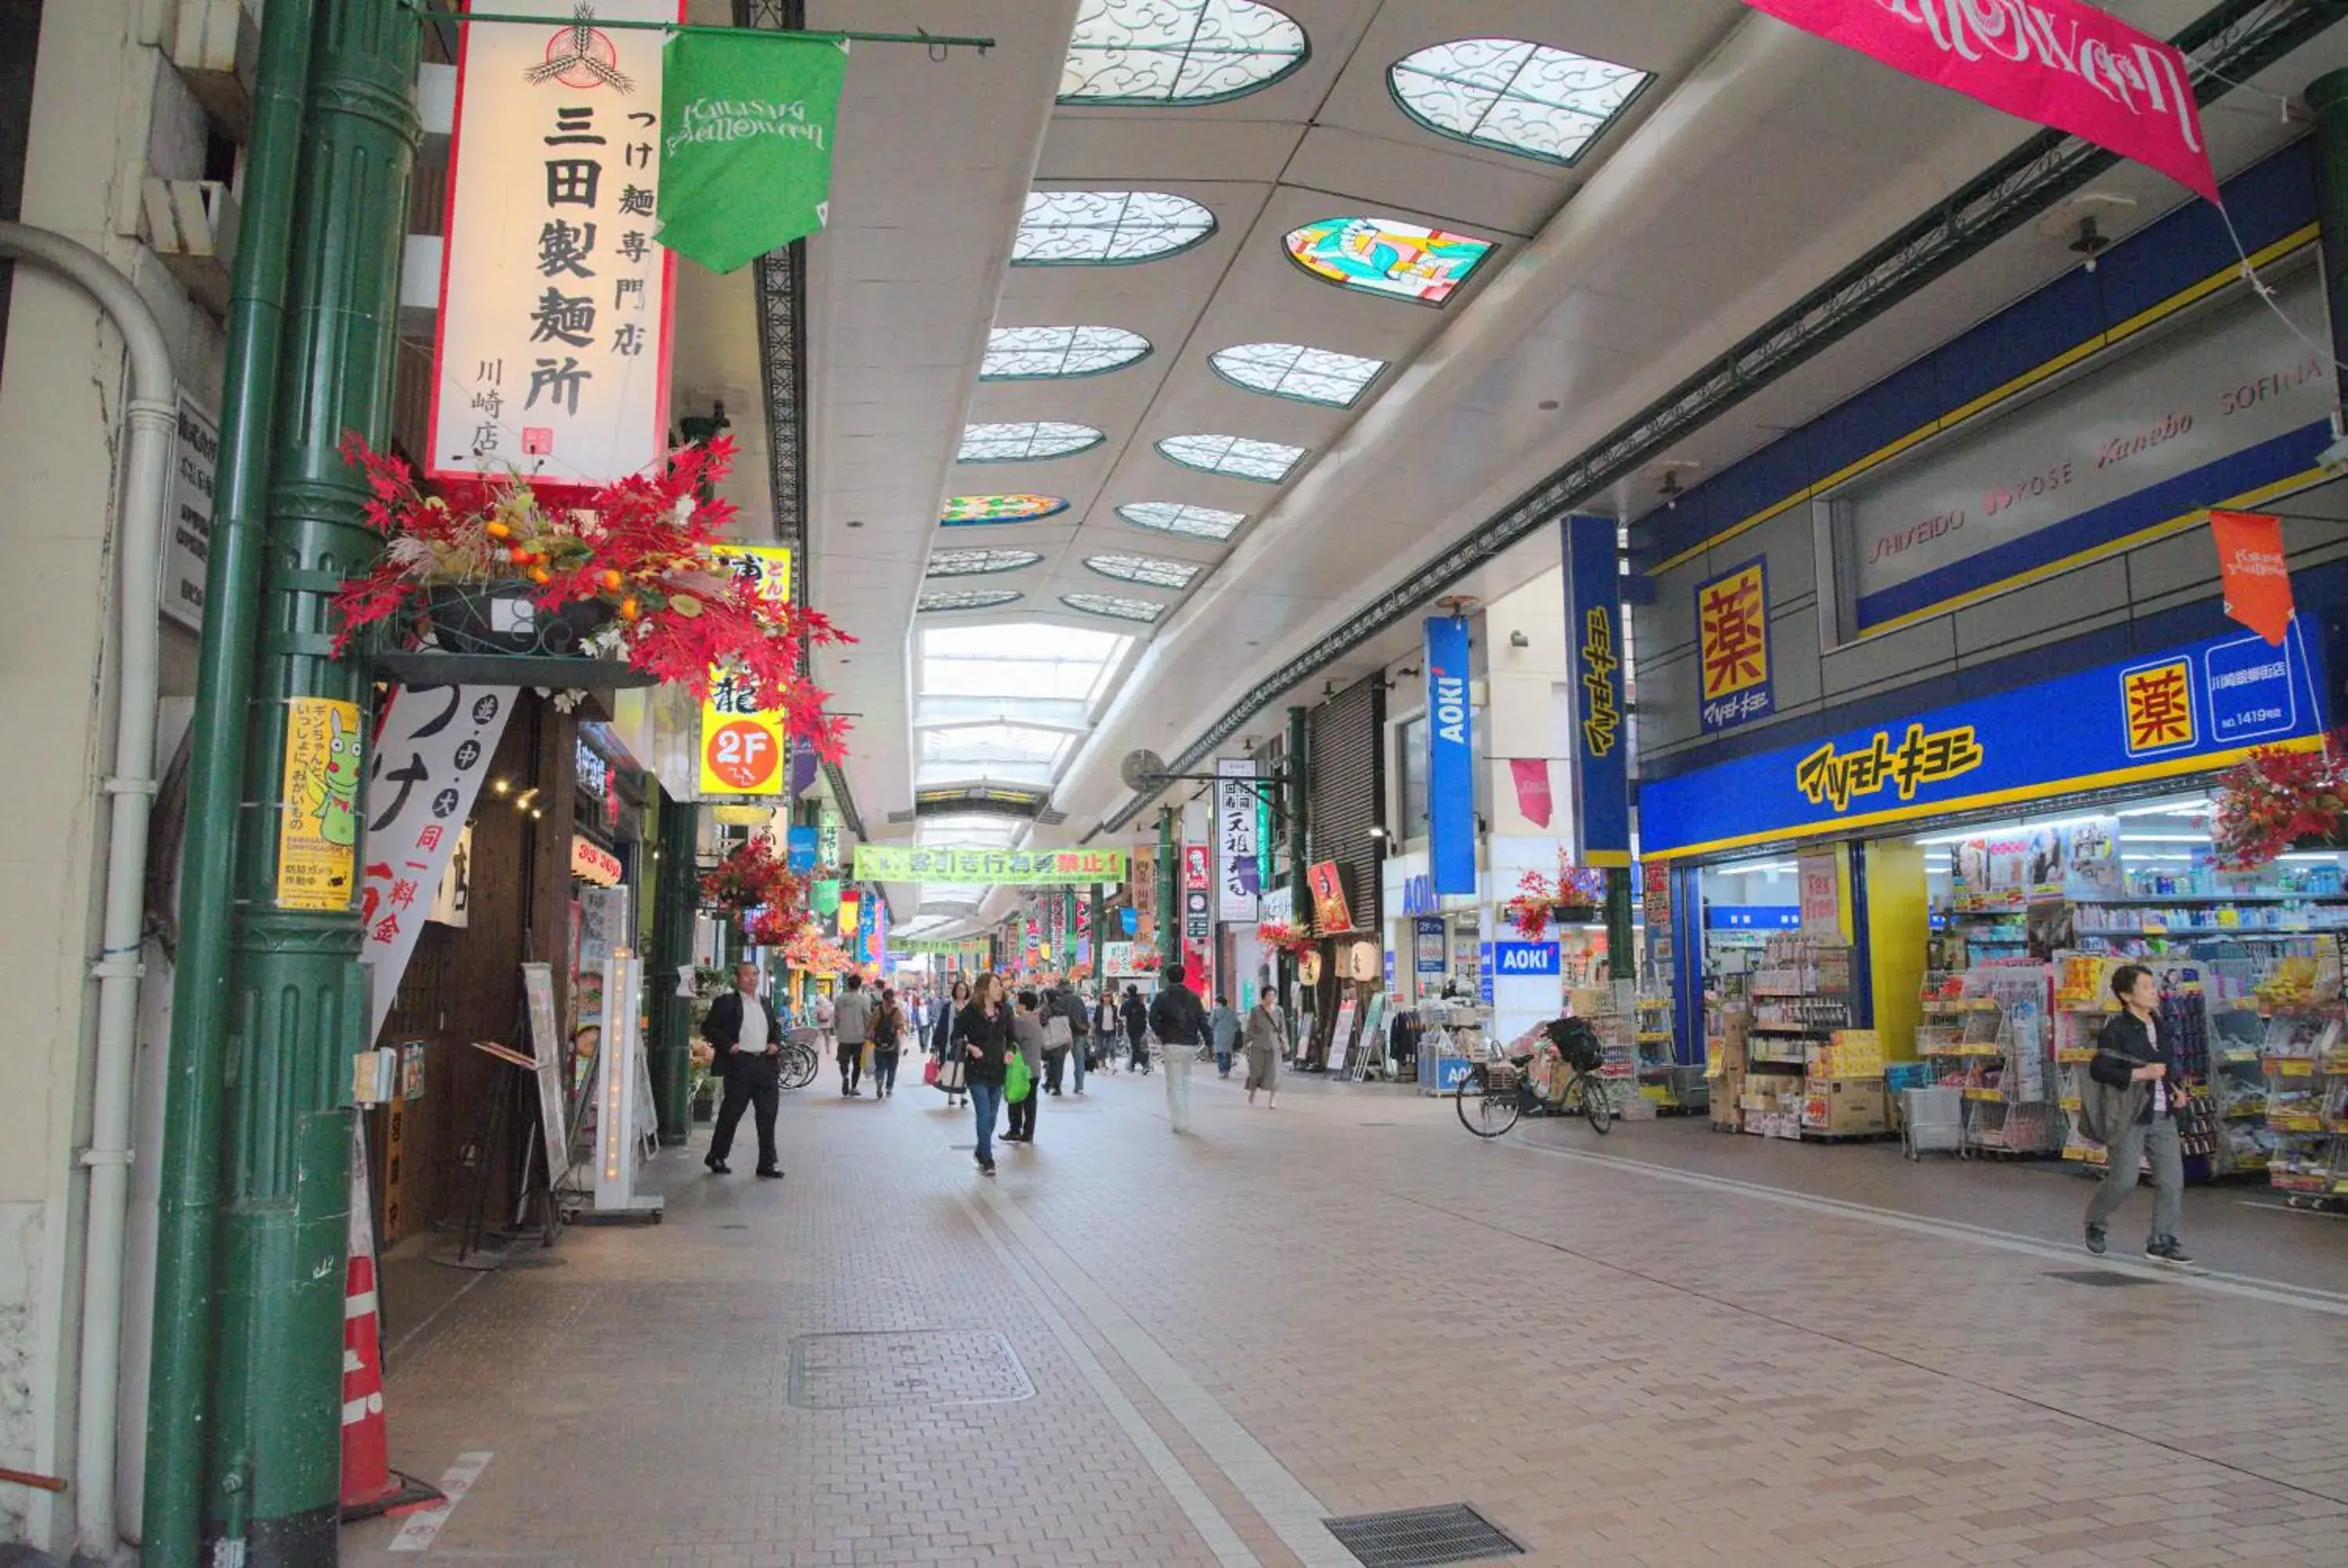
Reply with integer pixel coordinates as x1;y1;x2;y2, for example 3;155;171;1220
1215;758;1259;923
430;0;682;490
359;685;519;1045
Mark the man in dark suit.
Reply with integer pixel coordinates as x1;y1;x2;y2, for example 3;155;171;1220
703;961;786;1178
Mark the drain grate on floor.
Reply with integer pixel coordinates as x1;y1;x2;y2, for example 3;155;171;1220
787;1330;1034;1409
1323;1503;1525;1567
2045;1269;2158;1288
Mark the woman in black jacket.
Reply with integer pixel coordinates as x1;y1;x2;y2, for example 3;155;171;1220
2084;964;2190;1265
956;974;1013;1174
931;977;971;1109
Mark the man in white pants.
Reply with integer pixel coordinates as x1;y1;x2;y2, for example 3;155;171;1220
1149;966;1208;1135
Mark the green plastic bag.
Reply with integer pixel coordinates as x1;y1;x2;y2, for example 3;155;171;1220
1005;1051;1032;1104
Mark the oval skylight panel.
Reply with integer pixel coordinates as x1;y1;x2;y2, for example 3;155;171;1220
957;422;1105;463
1117;502;1246;541
1210;341;1387;408
1060;0;1309;106
1086;553;1203;590
1014;190;1217;265
1390;38;1652;165
919;589;1025;613
982;325;1152;380
927;548;1044;577
1156;433;1305;484
1062;592;1168;624
941;494;1070;526
1283;217;1494;305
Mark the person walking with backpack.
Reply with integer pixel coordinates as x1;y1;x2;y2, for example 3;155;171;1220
956;974;1013;1174
831;972;873;1097
1121;984;1151;1074
1005;989;1049;1145
2083;964;2191;1266
869;985;906;1099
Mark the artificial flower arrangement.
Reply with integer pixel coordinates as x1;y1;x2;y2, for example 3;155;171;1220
330;433;854;761
700;833;806;923
1128;948;1162;973
1504;851;1610;941
780;922;862;979
2212;739;2348;869
1255;920;1317;958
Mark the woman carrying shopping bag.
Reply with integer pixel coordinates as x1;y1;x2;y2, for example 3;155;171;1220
931;976;971;1109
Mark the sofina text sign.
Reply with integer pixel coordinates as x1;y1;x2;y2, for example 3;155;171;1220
1642;617;2325;857
1492;941;1560;976
1424;617;1475;894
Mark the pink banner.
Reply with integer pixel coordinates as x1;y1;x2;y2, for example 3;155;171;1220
1508;758;1554;829
1743;0;2217;203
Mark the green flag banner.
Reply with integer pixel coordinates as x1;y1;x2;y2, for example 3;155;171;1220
657;32;848;275
811;879;841;916
854;845;1129;886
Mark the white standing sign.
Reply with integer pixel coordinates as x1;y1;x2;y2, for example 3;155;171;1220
590;952;662;1217
430;0;681;489
160;395;218;632
520;962;572;1191
359;685;518;1044
1215;758;1260;923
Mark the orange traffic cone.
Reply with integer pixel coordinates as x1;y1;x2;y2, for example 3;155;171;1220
340;1124;442;1522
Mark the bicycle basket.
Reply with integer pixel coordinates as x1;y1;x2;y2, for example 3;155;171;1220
1546;1017;1603;1074
1482;1061;1522;1095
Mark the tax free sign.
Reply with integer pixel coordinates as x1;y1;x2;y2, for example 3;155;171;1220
1642;617;2328;858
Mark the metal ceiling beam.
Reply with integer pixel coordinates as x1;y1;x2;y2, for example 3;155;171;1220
1095;0;2348;837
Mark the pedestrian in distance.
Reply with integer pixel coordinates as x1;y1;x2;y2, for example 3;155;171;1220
1244;991;1284;1109
1006;989;1048;1145
1209;993;1241;1079
932;976;971;1109
832;972;873;1097
1093;988;1120;1076
702;961;786;1178
1121;984;1151;1074
1149;969;1208;1132
1044;977;1085;1095
869;984;906;1099
957;974;1013;1174
2084;963;2193;1266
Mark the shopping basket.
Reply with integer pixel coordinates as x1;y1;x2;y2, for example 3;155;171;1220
1901;1085;1963;1160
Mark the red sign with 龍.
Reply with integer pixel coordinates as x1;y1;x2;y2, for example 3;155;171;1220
1741;0;2218;203
2209;509;2294;646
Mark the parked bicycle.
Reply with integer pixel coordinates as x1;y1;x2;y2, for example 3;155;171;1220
1454;1017;1614;1138
778;1027;820;1091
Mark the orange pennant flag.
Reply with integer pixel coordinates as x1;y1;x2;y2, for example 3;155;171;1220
2209;509;2293;646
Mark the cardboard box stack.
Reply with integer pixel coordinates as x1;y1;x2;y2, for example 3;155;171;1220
1709;1002;1749;1132
1802;1029;1888;1135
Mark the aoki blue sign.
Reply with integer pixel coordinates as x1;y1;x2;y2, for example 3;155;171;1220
1424;616;1476;894
1644;616;2328;858
1492;940;1561;976
1561;515;1630;867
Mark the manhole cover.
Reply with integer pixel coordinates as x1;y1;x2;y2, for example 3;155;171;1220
787;1331;1033;1409
1324;1504;1525;1566
2045;1270;2157;1288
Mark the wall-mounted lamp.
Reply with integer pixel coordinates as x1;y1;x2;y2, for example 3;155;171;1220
1508;629;1529;649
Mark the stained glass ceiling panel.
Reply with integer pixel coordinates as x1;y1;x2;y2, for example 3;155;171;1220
1085;553;1201;590
1014;190;1216;265
917;589;1024;613
982;325;1152;379
1116;502;1246;541
1062;593;1167;624
957;422;1105;463
1060;0;1308;105
1209;341;1387;407
1282;217;1493;305
942;494;1070;526
1390;38;1651;165
1156;433;1305;483
927;548;1044;577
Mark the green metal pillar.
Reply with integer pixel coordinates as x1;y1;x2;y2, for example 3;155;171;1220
1156;805;1179;975
142;1;315;1559
206;2;420;1559
1605;870;1635;991
649;793;700;1142
1284;707;1309;900
2307;71;2348;393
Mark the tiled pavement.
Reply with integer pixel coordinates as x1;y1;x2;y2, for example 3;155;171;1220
344;1061;2348;1567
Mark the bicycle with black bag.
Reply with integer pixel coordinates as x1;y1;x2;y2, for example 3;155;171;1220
1455;1015;1615;1138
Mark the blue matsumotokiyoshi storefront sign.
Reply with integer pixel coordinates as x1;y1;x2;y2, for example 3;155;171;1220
1644;616;2327;858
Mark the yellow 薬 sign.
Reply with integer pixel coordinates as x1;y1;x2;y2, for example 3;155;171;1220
277;696;363;910
698;545;793;797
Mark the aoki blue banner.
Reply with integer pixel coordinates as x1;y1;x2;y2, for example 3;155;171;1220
1645;615;2328;858
1425;617;1476;894
1562;516;1630;867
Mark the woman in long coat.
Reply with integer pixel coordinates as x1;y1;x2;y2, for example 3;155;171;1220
1243;994;1284;1108
931;977;971;1108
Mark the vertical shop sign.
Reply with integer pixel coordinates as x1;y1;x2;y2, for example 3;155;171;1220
430;0;682;488
278;696;364;911
786;824;818;874
1183;841;1212;986
2209;509;2294;646
1414;917;1446;975
1798;849;1840;937
1696;557;1772;734
1424;616;1475;894
1132;844;1156;944
1216;758;1260;922
697;545;793;797
1561;515;1630;867
818;811;841;872
360;686;517;1041
160;394;218;632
